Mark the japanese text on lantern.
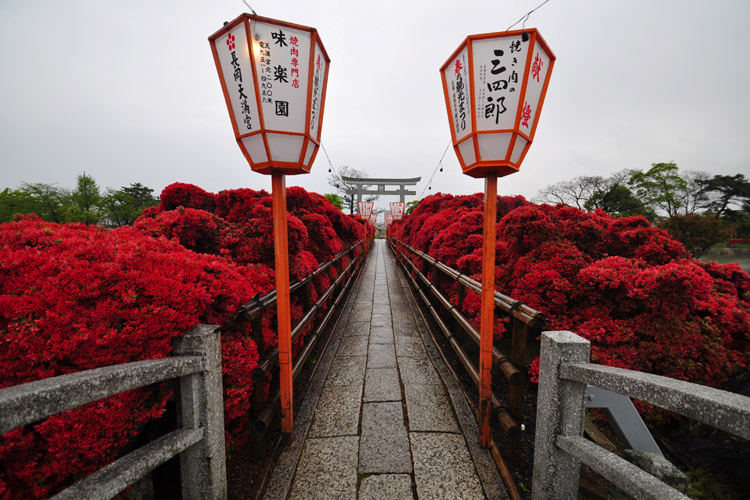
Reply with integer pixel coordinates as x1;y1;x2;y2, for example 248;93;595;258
445;49;470;140
258;38;273;106
310;53;321;130
227;32;252;131
479;38;523;126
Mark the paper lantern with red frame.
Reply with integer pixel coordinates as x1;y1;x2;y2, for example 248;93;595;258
368;213;377;227
389;201;405;221
385;214;394;226
358;201;374;221
209;14;330;175
440;29;555;178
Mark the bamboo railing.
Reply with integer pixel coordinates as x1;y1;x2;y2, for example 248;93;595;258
390;237;547;464
242;239;367;457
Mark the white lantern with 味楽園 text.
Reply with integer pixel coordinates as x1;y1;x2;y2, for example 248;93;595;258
440;29;555;178
209;14;330;175
389;201;405;220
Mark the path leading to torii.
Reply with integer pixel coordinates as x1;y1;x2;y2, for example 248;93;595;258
263;239;507;500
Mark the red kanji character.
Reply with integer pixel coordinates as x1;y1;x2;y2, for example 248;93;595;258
291;57;299;67
521;101;532;128
316;54;321;69
531;53;543;82
455;59;463;74
290;36;299;46
292;79;300;89
291;68;299;77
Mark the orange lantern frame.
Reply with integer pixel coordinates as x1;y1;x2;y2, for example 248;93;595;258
440;28;555;179
389;201;405;221
209;14;331;175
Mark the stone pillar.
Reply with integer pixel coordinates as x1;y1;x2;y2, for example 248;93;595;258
174;324;227;500
532;331;590;500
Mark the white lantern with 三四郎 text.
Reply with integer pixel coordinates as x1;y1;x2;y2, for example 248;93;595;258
440;29;555;178
209;14;330;175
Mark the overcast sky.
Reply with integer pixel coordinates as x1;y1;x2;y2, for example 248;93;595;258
1;0;749;213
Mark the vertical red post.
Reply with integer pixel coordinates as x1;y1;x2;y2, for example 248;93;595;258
479;173;497;447
271;172;293;435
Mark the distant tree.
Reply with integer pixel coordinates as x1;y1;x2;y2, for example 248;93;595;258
101;183;159;227
20;182;71;223
628;162;687;217
0;188;37;222
697;173;750;219
327;165;378;214
586;184;656;220
69;173;102;224
676;170;711;215
535;175;610;209
406;199;420;215
324;193;344;211
657;213;733;258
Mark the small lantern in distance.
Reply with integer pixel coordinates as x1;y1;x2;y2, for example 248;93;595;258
390;201;405;221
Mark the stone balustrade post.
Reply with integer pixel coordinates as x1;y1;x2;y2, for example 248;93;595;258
173;324;227;500
532;331;590;500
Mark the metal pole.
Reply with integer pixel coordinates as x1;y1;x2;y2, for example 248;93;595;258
271;172;293;435
479;174;497;447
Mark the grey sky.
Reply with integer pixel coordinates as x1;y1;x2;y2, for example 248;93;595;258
1;0;748;214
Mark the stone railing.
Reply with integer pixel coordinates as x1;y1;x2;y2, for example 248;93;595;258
0;324;226;500
532;330;750;500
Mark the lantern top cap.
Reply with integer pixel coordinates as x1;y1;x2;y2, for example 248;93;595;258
439;27;555;72
208;12;330;62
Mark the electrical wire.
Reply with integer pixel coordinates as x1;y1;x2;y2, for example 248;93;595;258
418;139;452;199
506;0;551;31
241;0;257;15
320;142;336;173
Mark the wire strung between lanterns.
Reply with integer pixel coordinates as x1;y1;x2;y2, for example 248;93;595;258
320;142;336;173
506;0;551;31
418;139;452;199
241;0;257;15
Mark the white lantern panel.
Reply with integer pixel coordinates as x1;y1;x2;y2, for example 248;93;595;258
309;41;327;140
478;133;512;162
215;24;260;135
510;136;528;164
443;46;472;142
472;35;528;132
519;43;551;135
250;21;311;134
241;134;268;163
267;133;304;162
303;141;316;166
457;137;476;166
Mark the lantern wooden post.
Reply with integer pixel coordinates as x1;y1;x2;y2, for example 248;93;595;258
209;13;331;438
479;173;497;446
271;172;293;434
440;28;555;449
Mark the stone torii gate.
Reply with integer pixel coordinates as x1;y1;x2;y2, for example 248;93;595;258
341;176;421;204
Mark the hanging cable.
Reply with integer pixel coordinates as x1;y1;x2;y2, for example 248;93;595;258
418;139;452;199
506;0;551;31
320;142;336;173
241;0;257;15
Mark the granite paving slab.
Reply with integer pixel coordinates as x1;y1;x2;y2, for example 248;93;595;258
326;356;366;386
289;436;359;500
370;326;395;344
404;384;459;433
308;384;363;437
371;313;391;327
393;321;419;337
364;368;402;402
348;308;372;323
395;335;427;358
410;433;486;500
398;356;441;385
342;321;370;337
367;343;397;368
359;474;414;500
359;402;412;474
337;335;368;356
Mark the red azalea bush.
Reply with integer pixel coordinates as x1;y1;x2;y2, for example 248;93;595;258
0;184;363;499
393;193;750;399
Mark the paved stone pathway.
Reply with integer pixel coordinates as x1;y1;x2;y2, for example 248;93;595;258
264;240;507;500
